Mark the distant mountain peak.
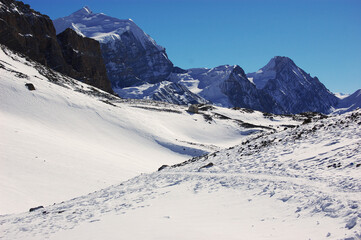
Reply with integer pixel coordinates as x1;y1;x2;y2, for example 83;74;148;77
265;56;297;71
71;6;93;17
231;65;246;77
272;56;294;62
53;7;173;89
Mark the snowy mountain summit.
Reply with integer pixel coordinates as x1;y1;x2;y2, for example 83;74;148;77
170;64;281;113
54;7;173;89
54;7;161;49
247;56;339;114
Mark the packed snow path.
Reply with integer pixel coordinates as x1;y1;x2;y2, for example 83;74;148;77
1;110;360;239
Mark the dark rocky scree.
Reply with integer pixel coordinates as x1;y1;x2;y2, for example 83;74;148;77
0;0;112;93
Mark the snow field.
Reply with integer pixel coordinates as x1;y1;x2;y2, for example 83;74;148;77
0;45;286;215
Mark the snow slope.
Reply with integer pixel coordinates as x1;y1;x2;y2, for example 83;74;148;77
1;108;360;239
0;44;298;215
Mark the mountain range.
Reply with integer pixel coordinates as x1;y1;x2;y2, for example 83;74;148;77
0;2;358;114
51;6;359;114
1;1;361;239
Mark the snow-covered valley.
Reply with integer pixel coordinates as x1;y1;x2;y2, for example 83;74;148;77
1;44;360;239
0;45;301;216
1;98;360;239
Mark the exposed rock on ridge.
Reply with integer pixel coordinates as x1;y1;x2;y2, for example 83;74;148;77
0;0;112;93
219;65;282;113
247;56;339;114
57;28;112;93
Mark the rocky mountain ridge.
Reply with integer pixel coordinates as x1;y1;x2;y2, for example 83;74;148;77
247;56;339;114
1;2;358;114
52;7;360;114
0;0;112;93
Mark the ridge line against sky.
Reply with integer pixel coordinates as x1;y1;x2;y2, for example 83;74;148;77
22;0;361;94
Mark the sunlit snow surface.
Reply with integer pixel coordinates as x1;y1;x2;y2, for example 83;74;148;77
0;45;298;215
1;108;361;239
1;45;360;239
53;7;163;51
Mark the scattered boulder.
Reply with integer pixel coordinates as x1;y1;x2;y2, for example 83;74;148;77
199;162;214;170
187;104;198;113
345;217;357;229
158;165;169;171
25;83;36;91
29;206;44;212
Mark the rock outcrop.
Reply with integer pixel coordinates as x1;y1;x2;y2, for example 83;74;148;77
0;0;66;70
57;28;112;93
0;0;112;93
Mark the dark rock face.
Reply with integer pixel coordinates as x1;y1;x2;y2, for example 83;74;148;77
220;65;282;113
248;57;339;114
0;0;66;70
101;31;173;89
0;0;112;93
57;28;112;93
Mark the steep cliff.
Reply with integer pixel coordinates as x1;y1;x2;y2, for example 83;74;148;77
57;28;112;93
0;0;112;93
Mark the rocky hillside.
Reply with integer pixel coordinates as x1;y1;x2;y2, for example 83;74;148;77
53;7;173;89
0;0;112;93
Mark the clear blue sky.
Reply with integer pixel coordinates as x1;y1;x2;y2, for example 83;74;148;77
23;0;360;94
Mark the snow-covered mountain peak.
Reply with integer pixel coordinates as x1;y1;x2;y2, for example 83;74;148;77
255;56;297;79
54;7;173;89
249;56;313;90
247;57;339;114
271;56;296;65
53;8;163;51
70;6;93;17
